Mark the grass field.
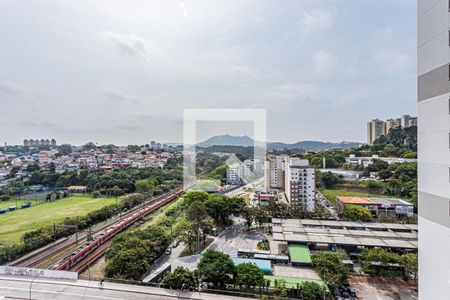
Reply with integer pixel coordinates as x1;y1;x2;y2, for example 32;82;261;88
320;189;387;204
0;199;37;210
0;196;117;243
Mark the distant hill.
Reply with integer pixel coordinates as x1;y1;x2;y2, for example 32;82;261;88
198;135;361;150
198;134;255;147
267;140;361;151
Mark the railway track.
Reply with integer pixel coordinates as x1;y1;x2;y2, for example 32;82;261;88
69;241;111;273
9;187;185;269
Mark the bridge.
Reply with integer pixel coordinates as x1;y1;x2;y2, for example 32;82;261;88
0;276;247;300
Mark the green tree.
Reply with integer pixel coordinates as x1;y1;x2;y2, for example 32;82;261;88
161;266;198;290
342;205;373;222
298;281;325;299
401;253;418;280
174;219;196;252
135;178;156;195
274;279;287;297
360;248;402;277
104;248;150;280
311;252;349;287
234;263;264;290
183;190;210;205
197;250;234;288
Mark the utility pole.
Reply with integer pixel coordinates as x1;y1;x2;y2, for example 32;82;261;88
53;223;56;243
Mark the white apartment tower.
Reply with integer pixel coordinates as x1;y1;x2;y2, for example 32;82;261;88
265;155;288;189
418;0;450;298
284;158;315;212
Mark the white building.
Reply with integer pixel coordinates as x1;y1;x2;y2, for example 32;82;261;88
345;154;417;167
400;115;417;128
264;155;288;189
226;163;242;185
418;0;450;298
284;158;315;212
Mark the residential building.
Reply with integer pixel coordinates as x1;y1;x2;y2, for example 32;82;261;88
226;163;242;185
366;116;418;145
384;118;401;135
284;158;315;212
418;0;450;297
400;115;417;128
367;119;385;145
265;155;288;189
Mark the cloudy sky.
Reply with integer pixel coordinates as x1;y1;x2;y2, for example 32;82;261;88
0;0;416;145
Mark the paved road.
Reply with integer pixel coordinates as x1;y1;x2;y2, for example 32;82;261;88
0;276;247;300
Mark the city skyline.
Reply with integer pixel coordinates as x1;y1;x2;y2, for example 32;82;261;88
0;1;416;145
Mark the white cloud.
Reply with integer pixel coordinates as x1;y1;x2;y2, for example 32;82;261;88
231;65;258;78
263;83;316;103
101;31;163;61
0;80;24;95
104;89;139;104
312;50;337;74
298;7;337;34
373;50;411;75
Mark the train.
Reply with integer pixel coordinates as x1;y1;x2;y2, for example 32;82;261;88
52;187;186;271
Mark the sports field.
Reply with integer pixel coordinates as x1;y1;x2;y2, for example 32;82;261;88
264;275;326;288
0;199;36;210
0;196;117;242
288;243;312;264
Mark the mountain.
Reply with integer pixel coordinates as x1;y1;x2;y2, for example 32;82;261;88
198;135;361;150
267;140;361;151
198;134;255;147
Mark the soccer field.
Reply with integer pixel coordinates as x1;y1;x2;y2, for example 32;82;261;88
0;196;117;243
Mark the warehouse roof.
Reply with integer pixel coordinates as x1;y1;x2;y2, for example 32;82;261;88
337;196;373;204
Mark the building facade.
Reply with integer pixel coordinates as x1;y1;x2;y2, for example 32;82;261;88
366;116;417;145
264;155;288;189
284;158;315;212
367;119;385;144
418;0;450;298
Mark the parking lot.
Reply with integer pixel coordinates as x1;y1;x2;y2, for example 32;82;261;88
349;277;417;300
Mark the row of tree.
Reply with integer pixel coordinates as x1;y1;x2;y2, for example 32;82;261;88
161;250;326;299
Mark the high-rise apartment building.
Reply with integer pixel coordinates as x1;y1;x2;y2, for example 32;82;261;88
367;116;417;145
367;119;385;144
400;114;418;127
284;158;315;212
418;0;450;298
384;118;401;135
226;163;242;185
264;154;288;189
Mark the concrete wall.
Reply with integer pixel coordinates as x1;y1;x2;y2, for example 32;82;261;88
418;0;450;298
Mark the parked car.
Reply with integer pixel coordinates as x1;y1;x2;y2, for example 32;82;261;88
165;247;172;255
172;240;179;248
348;287;357;297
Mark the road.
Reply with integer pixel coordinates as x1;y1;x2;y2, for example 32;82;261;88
315;190;339;218
0;276;248;300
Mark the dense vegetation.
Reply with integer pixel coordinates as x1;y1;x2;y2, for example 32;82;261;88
161;249;325;299
0;163;183;197
360;248;417;279
104;191;246;280
311;252;350;287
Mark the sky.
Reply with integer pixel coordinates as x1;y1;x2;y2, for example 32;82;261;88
0;0;417;145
